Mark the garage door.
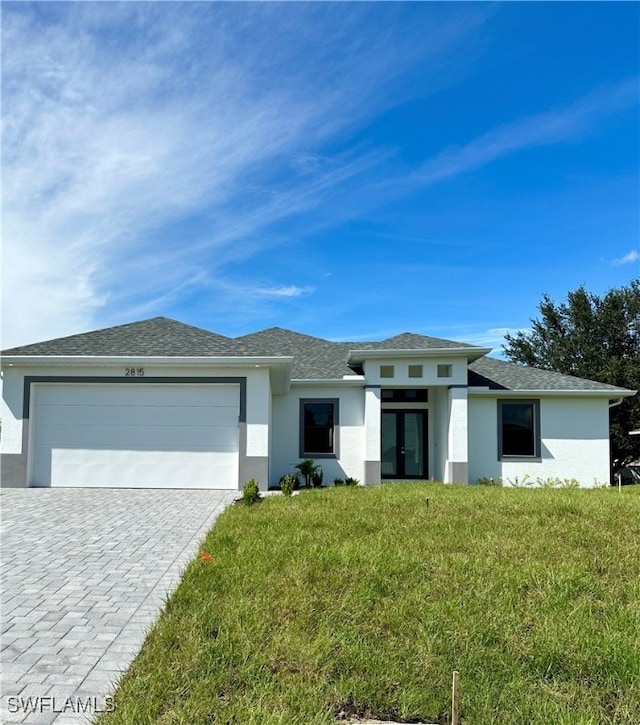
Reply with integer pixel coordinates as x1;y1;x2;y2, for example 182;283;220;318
29;383;240;489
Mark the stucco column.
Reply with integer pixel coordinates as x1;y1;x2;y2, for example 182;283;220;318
240;370;271;491
445;386;468;484
364;386;381;485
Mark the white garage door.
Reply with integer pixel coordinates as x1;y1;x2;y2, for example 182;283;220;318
30;383;240;489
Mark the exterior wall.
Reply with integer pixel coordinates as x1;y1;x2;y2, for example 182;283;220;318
364;386;381;485
270;384;365;487
363;356;467;387
445;387;469;483
468;395;611;487
0;364;271;489
430;387;449;482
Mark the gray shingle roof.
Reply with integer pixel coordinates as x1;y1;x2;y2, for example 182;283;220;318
1;317;244;357
468;356;631;393
376;332;475;349
2;317;633;393
236;328;355;378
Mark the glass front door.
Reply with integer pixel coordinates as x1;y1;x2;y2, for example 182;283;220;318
381;410;428;479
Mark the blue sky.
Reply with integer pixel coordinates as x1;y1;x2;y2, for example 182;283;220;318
3;2;639;353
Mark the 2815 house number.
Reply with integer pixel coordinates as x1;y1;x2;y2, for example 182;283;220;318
125;368;145;377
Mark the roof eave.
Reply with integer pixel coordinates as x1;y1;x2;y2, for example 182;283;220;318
469;388;637;398
347;347;492;365
0;355;294;368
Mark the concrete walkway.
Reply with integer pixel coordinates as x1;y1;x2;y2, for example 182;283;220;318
1;489;236;724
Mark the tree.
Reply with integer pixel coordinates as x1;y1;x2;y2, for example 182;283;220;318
503;279;640;474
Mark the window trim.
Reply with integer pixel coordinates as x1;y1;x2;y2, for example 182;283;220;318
299;398;339;459
498;399;541;461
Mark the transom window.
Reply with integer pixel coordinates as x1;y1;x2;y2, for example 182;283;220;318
498;400;540;458
381;389;429;403
300;399;339;457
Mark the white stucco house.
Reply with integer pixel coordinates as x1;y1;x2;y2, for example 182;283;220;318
1;317;635;490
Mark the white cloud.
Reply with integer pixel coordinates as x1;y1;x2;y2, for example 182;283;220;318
254;286;313;299
611;250;640;266
2;3;486;348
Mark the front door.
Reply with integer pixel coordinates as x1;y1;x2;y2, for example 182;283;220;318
381;410;428;479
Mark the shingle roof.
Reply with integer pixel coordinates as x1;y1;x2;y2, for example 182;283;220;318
2;317;633;393
0;317;244;357
236;328;355;378
468;356;631;393
376;332;475;349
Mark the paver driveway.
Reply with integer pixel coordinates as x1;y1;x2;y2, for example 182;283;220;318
1;488;236;724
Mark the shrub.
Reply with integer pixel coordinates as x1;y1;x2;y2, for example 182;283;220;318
279;474;295;496
333;478;345;486
242;478;261;505
311;469;324;488
478;476;503;486
345;477;359;486
295;458;320;488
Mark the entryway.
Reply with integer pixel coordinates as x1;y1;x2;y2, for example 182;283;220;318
381;410;428;479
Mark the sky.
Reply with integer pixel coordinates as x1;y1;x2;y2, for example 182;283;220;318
2;1;639;354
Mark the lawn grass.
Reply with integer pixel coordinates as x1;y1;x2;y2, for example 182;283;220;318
97;484;640;725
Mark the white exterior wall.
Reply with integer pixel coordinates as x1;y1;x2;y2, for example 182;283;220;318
430;387;449;482
468;395;611;487
270;384;365;487
363;356;467;386
445;387;469;483
1;367;24;454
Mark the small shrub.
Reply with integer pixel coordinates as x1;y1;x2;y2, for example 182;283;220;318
345;477;359;486
478;476;503;486
279;474;295;496
333;478;345;486
311;469;324;488
242;478;261;505
295;459;320;488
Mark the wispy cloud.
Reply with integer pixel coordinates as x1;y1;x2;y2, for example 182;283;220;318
611;250;640;266
255;286;313;299
2;2;486;347
413;78;639;187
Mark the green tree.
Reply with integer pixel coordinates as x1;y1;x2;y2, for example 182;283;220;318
503;279;640;474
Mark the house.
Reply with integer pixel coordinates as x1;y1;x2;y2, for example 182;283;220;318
1;317;635;489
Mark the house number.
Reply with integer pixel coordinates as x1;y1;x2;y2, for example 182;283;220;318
125;368;145;377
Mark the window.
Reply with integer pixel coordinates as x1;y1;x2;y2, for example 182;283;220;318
380;365;395;378
381;388;429;403
300;399;339;457
437;364;452;378
408;364;423;378
498;400;540;458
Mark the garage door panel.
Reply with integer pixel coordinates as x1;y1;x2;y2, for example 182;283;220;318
34;423;239;448
32;454;238;489
31;383;241;489
35;404;239;428
36;383;240;407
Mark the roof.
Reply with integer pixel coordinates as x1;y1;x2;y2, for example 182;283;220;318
0;317;243;357
468;356;632;393
1;316;635;394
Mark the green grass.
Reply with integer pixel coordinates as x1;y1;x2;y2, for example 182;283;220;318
98;484;640;725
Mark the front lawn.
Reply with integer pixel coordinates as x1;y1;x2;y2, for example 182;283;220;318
98;484;640;725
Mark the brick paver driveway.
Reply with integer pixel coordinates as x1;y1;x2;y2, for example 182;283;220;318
1;489;236;724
